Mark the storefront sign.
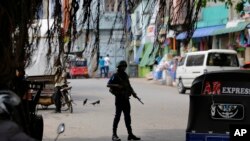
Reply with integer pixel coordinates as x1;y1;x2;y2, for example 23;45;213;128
242;2;250;19
146;25;155;42
244;2;250;14
147;25;155;37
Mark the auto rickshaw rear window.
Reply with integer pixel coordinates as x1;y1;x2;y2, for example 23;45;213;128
71;61;87;66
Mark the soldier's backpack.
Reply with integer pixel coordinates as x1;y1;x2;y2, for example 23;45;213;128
109;87;118;95
107;73;119;95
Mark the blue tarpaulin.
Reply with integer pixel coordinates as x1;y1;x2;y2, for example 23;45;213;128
176;25;225;40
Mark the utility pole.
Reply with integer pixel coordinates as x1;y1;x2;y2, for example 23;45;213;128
95;0;100;72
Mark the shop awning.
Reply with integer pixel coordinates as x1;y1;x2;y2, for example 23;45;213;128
176;25;225;40
212;21;250;35
139;43;158;67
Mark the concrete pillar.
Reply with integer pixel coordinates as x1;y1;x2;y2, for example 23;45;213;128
133;45;137;61
43;0;49;19
114;0;118;12
212;36;217;49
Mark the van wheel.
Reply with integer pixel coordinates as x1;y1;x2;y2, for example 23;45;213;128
178;80;186;94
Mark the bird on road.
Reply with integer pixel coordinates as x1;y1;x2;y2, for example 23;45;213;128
91;100;100;106
83;98;88;106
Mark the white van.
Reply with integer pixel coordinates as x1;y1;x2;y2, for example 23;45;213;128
176;49;240;94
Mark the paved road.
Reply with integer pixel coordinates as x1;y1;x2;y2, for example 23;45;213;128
39;78;189;141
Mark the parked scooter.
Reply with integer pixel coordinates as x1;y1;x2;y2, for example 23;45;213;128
60;83;73;113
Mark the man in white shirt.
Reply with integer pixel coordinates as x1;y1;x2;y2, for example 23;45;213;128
53;60;66;113
104;54;111;78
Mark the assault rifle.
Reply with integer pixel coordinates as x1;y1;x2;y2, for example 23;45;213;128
134;95;144;105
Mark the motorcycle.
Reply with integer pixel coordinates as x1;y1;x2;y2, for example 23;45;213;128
60;84;73;113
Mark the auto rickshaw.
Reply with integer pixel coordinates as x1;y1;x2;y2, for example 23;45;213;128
186;70;250;141
68;58;89;79
26;75;73;113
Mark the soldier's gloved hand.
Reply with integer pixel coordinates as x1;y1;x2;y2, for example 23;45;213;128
132;92;137;98
117;85;123;89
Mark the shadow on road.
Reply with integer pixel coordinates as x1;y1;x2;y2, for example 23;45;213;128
51;129;185;141
142;128;185;141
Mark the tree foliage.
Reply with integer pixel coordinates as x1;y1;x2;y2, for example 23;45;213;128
0;0;248;88
0;0;248;86
0;0;42;87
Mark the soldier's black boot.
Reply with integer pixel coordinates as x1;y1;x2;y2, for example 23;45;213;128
112;128;121;141
127;127;140;140
128;134;141;140
112;134;121;141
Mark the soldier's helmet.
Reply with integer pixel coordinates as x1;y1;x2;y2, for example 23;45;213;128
117;60;127;68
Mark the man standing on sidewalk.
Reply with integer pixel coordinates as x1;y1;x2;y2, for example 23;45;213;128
107;60;141;141
104;54;111;78
99;56;105;78
53;60;66;113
